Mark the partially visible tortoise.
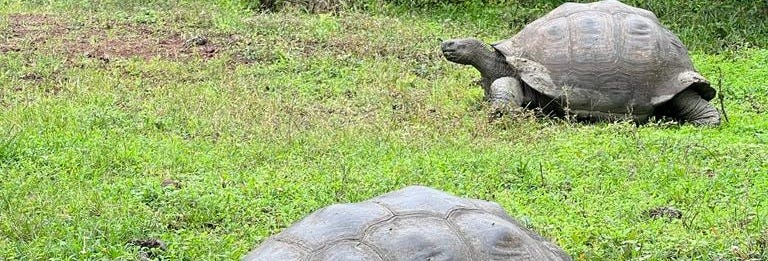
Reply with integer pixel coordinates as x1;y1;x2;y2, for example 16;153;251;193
243;186;571;260
441;0;720;125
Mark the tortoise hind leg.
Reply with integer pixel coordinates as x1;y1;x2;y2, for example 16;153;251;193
662;89;721;126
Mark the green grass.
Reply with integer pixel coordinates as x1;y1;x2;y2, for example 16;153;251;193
1;0;767;260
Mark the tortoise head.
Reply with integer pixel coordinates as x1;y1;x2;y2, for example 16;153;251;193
441;38;489;65
442;38;514;81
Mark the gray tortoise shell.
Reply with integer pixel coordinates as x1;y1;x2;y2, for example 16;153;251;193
493;0;715;119
243;186;571;261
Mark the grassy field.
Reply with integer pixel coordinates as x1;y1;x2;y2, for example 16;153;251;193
1;0;767;260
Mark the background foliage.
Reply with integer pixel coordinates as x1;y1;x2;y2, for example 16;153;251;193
243;0;768;53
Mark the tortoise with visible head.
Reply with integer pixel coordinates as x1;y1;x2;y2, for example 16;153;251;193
441;0;720;125
243;186;571;260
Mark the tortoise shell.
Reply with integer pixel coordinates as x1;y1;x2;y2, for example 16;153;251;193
243;186;571;260
493;0;715;119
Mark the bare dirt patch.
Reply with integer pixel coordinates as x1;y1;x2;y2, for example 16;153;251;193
66;26;186;61
645;206;683;220
6;14;68;38
1;14;66;52
2;14;236;61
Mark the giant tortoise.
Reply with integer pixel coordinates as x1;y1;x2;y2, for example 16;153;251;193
441;0;720;125
243;186;571;260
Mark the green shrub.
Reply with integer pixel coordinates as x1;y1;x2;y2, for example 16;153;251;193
412;0;768;53
239;0;355;13
240;0;768;53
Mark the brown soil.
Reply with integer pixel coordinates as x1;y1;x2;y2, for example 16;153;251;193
1;14;64;52
645;206;683;220
2;14;233;61
161;178;182;189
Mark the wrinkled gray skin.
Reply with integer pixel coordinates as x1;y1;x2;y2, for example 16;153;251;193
243;186;571;261
440;38;721;126
440;40;544;112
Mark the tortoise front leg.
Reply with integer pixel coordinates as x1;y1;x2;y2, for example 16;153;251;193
489;77;524;110
664;89;721;126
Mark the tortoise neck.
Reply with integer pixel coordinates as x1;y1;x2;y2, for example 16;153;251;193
473;49;515;81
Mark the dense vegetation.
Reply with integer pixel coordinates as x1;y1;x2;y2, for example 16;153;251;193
1;0;766;260
246;0;768;53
